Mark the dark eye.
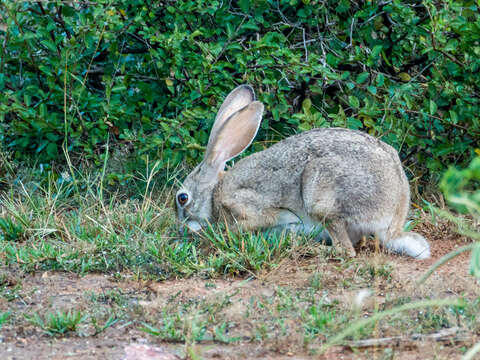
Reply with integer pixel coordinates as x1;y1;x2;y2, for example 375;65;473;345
177;193;189;206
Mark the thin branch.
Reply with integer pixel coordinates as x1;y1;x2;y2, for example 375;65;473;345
0;25;9;74
425;4;464;68
53;5;72;40
302;27;308;62
401;109;475;134
346;17;355;49
80;23;107;87
348;327;469;348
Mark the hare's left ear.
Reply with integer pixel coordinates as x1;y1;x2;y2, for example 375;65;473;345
204;101;264;171
207;85;255;150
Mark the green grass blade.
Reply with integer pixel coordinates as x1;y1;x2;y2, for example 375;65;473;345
418;244;476;285
463;341;480;360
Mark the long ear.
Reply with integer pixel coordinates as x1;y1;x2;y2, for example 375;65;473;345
207;85;255;150
205;101;264;170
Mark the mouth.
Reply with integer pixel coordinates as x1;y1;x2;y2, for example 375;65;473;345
179;219;204;235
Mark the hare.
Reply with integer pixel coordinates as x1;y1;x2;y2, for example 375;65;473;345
176;85;430;259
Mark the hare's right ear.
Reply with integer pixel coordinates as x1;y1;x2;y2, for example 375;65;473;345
204;101;264;172
207;85;255;150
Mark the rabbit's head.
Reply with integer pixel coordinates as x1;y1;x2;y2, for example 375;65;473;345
176;85;264;233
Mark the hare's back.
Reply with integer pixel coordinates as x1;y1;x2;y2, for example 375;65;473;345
296;128;408;218
293;128;400;161
222;127;407;216
230;127;405;188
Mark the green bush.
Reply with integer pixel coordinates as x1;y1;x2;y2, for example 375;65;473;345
0;0;479;181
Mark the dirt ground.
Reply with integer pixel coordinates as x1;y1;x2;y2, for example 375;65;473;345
0;221;478;360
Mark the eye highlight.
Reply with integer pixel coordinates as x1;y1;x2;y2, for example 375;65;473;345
177;192;189;206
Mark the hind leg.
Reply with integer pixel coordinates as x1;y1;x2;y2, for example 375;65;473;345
326;220;356;257
301;161;355;255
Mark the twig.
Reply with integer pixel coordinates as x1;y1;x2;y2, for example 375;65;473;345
347;18;355;48
79;22;107;93
54;5;72;40
425;4;464;68
302;27;308;62
275;1;308;63
209;16;248;72
401;109;475;133
348;327;469;348
320;298;464;354
0;24;9;74
359;11;385;27
84;214;112;235
7;7;43;85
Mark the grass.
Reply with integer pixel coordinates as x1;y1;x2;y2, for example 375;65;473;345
0;311;10;329
0;217;25;242
26;310;88;336
0;166;312;279
0;165;478;358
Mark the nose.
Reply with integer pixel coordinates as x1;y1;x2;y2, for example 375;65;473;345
185;220;202;233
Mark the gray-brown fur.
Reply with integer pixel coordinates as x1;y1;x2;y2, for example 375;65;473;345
176;85;430;259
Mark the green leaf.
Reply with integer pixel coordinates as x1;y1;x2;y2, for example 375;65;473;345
24;94;31;107
39;65;53;75
41;40;57;53
347;117;363;129
404;95;413;109
371;45;383;58
302;98;312;112
449;110;458;124
326;53;341;67
429;100;438;115
376;74;384;87
112;85;127;93
239;0;250;12
398;72;411;82
381;50;392;67
356;72;369;84
242;19;259;31
46;143;58;158
346;82;355;90
348;96;360;109
39;103;47;118
271;107;279;121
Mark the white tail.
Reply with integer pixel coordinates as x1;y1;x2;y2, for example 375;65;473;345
383;233;431;259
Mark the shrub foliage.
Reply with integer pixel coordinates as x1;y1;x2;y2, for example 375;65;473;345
0;0;479;180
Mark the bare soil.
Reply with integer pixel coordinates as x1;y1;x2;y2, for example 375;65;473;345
0;221;478;360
